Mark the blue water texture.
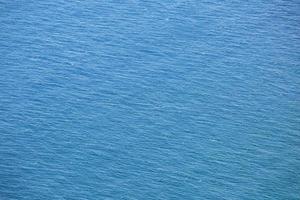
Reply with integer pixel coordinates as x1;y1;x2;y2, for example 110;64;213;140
0;0;300;199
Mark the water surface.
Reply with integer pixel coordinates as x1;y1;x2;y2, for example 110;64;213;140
0;0;300;199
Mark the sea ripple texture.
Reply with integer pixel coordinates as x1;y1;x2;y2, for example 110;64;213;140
0;0;300;199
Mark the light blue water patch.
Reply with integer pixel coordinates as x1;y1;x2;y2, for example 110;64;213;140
0;0;300;199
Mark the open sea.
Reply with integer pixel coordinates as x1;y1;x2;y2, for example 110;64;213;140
0;0;300;199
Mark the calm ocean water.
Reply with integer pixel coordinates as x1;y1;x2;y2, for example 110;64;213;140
0;0;300;199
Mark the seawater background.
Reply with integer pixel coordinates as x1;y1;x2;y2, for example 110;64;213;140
0;0;300;199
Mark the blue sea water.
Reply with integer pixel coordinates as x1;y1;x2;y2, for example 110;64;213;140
0;0;300;199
